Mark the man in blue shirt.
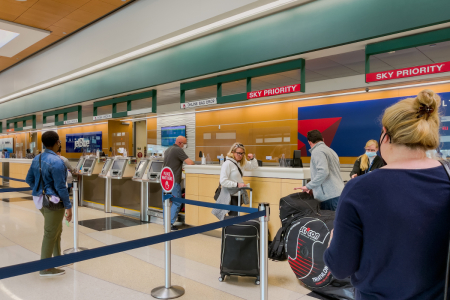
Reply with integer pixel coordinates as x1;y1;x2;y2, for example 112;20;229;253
26;131;72;277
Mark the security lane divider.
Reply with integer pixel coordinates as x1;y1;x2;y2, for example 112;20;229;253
0;187;31;193
0;175;28;182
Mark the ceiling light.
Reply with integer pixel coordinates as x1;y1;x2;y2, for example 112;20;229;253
388;51;396;54
0;29;19;49
0;0;299;104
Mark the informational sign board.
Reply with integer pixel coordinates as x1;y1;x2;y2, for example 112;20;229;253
366;61;450;82
160;167;174;193
247;84;301;100
66;131;102;153
0;138;13;153
181;98;217;109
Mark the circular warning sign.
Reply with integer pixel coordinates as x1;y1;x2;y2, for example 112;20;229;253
137;152;143;158
160;167;175;193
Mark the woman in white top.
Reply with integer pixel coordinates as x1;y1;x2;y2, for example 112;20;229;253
220;143;258;216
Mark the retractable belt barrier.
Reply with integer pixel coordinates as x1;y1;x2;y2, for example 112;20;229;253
0;193;270;300
0;175;32;193
0;175;28;183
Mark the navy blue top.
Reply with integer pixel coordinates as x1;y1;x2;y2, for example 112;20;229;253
324;166;450;300
26;150;71;209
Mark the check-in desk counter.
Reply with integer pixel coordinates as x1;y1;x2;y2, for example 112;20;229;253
184;165;311;239
0;158;32;188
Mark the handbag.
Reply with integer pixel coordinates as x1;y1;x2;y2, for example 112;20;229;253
438;160;450;299
39;154;65;211
214;160;244;201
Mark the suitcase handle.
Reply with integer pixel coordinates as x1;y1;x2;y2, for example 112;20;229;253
237;188;252;216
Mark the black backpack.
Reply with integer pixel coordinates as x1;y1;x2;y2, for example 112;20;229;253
268;192;327;261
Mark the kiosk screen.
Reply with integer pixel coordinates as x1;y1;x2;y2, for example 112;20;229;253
150;161;163;173
83;159;94;168
112;159;126;170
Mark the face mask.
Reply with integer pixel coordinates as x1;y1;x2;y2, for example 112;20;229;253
365;151;376;158
182;144;187;150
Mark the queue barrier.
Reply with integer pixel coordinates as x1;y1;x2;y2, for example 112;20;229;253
0;175;32;193
0;190;270;300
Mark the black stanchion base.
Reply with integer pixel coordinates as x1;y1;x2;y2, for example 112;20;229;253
151;286;185;299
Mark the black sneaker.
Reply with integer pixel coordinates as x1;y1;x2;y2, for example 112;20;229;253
171;225;178;231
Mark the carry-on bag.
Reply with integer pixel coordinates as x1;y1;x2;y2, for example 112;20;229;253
219;187;261;285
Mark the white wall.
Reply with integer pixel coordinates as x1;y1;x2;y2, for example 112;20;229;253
0;0;257;98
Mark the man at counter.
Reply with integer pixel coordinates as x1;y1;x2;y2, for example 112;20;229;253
2;149;9;158
295;130;344;211
163;136;194;230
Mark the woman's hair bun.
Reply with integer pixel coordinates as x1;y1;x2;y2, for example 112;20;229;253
415;89;441;116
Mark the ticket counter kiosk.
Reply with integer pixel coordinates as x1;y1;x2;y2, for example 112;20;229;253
75;156;85;206
132;158;152;222
80;156;97;176
147;159;163;183
99;157;114;213
110;157;129;179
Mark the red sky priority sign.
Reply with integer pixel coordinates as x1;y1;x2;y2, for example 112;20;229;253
366;61;450;82
160;167;175;193
247;84;301;99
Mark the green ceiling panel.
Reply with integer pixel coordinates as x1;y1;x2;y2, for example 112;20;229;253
1;0;450;119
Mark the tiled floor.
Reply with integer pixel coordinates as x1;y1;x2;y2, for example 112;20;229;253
0;191;320;300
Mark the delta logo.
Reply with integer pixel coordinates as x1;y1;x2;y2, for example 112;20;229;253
297;117;342;155
74;138;90;149
299;226;320;241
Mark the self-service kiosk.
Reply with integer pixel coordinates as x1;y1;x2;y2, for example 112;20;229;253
99;157;114;213
75;156;85;205
110;157;129;179
132;158;152;222
80;156;97;176
147;159;163;183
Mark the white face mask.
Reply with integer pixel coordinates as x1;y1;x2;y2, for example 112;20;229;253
182;144;187;150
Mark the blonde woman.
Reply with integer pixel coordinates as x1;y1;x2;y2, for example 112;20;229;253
324;89;450;299
213;143;258;218
350;140;384;178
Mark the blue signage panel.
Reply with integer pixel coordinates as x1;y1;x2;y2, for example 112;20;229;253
66;131;102;153
297;92;450;157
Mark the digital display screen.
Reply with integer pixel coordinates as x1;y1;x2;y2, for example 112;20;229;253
111;159;126;170
83;159;94;169
102;159;113;172
149;161;163;173
161;126;186;147
135;161;147;175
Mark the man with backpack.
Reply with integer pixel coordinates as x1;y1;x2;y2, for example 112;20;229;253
296;130;344;211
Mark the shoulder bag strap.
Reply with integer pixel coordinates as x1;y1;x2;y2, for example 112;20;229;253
38;154;45;196
229;160;243;178
439;160;450;300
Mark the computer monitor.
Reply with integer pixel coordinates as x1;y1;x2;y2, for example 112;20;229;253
292;150;303;168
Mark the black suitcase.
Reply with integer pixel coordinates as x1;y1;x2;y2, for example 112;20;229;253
219;187;261;285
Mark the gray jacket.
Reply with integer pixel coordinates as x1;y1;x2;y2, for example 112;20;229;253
306;142;344;201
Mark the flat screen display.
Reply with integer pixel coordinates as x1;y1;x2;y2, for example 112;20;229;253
112;159;126;170
161;126;186;147
149;161;163;173
83;159;94;169
135;161;147;175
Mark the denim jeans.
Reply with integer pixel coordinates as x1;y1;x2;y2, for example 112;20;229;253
320;196;339;211
162;182;182;225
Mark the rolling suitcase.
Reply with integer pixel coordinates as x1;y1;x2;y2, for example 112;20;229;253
219;187;261;285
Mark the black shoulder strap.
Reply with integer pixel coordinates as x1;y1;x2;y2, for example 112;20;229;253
38;154;45;196
229;160;243;177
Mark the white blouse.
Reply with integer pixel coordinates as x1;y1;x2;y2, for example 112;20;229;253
220;157;258;189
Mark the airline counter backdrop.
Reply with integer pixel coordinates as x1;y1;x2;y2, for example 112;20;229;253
298;92;450;158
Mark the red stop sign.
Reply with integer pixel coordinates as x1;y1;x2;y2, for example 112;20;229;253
160;167;175;193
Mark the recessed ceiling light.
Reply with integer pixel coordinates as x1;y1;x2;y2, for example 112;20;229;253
0;29;20;49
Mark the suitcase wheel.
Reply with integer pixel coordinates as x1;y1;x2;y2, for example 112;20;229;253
218;275;226;282
255;276;260;285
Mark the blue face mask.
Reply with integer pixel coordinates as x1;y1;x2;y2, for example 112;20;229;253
365;151;377;158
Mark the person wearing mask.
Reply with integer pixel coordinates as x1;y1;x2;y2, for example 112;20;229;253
324;89;450;299
25;131;72;277
295;130;344;211
212;143;258;219
56;150;76;194
163;136;194;231
350;140;384;179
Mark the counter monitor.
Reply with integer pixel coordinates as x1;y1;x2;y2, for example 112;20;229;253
147;160;163;182
81;157;96;175
133;159;150;180
110;158;128;179
149;161;163;173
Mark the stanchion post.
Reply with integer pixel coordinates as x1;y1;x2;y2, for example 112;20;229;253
105;177;112;213
151;194;185;299
63;178;88;254
140;182;149;222
259;203;270;300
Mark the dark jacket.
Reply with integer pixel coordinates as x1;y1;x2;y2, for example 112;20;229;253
350;155;384;177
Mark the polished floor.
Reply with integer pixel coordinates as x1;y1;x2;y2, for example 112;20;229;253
0;192;320;300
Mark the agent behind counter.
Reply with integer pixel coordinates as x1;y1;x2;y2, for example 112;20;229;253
163;136;194;231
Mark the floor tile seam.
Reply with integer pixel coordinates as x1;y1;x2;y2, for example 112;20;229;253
86;232;302;299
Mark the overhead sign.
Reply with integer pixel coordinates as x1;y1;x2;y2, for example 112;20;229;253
366;61;450;82
64;119;78;125
66;131;102;153
6;129;14;133
160;166;175;193
93;114;112;121
247;84;301;99
181;98;217;109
